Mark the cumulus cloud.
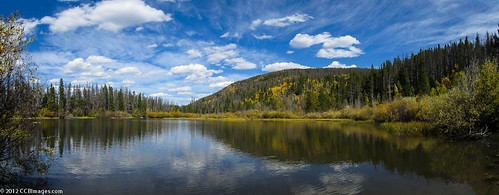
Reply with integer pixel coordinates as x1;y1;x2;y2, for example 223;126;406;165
290;32;363;59
86;55;115;64
40;0;172;33
208;76;233;88
187;49;203;58
253;34;273;40
168;63;222;82
224;58;257;70
64;56;111;79
289;32;333;48
325;61;357;68
317;47;363;59
286;51;294;54
115;66;142;75
262;62;310;72
251;14;312;29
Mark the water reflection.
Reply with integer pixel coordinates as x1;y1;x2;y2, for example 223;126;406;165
34;119;496;194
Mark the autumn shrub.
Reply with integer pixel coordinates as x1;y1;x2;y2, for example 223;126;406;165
40;108;55;117
285;112;300;119
422;88;479;137
171;110;183;118
372;104;391;122
322;110;340;119
420;61;498;138
305;112;322;119
338;106;373;120
245;110;261;119
373;97;421;122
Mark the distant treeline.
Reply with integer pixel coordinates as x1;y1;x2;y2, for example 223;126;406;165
39;81;177;118
186;31;499;113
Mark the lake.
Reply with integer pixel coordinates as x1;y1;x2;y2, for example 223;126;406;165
31;119;498;194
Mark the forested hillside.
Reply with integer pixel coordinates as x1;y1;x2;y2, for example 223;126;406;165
185;32;499;114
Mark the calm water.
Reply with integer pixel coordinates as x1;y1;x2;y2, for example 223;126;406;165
32;119;498;194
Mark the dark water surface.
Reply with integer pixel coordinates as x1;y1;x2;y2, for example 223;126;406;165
34;119;498;194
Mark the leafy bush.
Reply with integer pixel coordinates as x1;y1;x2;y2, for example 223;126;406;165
372;97;421;122
40;108;55;117
420;61;498;138
337;106;373;121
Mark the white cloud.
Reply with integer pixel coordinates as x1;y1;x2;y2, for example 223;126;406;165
220;32;230;38
135;26;144;31
323;35;360;48
208;76;233;88
168;63;222;82
290;32;363;59
262;62;310;72
20;18;41;34
47;78;60;83
147;44;158;48
40;0;172;33
224;58;257;70
249;19;262;30
253;34;273;40
196;93;211;98
203;44;238;64
289;32;332;48
316;47;364;59
122;79;135;84
86;55;115;64
187;49;202;58
251;14;312;30
209;81;233;88
325;61;357;68
149;92;171;97
63;56;115;79
115;66;141;75
286;51;294;54
220;32;241;39
177;91;194;96
167;86;192;92
263;13;313;27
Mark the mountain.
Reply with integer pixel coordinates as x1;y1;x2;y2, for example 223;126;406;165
185;32;499;114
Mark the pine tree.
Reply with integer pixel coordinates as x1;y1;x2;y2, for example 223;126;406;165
58;78;65;113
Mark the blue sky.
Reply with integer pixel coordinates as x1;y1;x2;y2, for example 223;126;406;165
2;0;498;104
